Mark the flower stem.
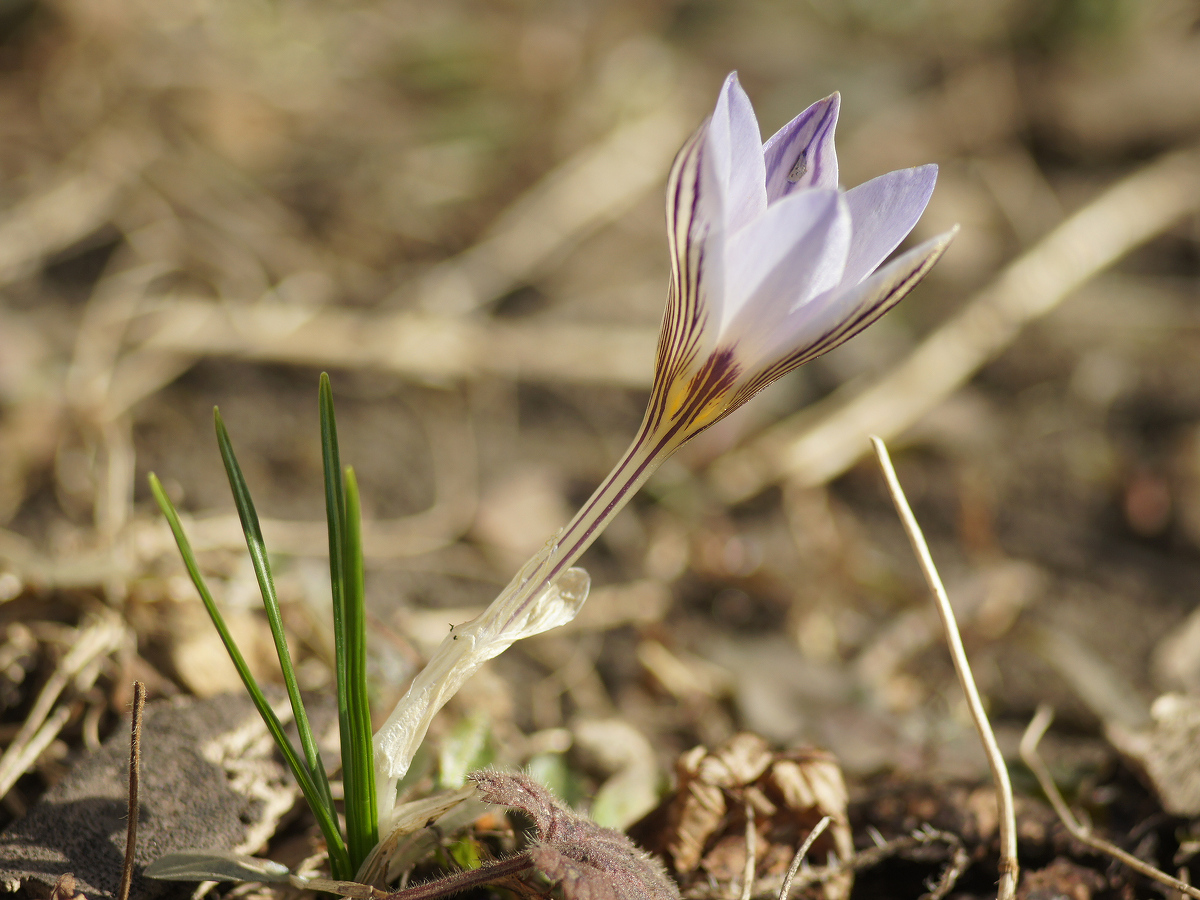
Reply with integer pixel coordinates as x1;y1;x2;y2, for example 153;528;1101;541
372;414;687;811
497;416;684;634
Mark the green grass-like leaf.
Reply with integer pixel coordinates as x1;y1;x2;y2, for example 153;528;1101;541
151;378;381;880
148;474;352;878
320;375;349;720
213;409;337;818
321;374;378;872
341;466;378;867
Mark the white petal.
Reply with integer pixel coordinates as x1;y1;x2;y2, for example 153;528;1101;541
721;189;851;352
762;93;840;201
755;228;956;377
705;72;767;235
842;164;938;286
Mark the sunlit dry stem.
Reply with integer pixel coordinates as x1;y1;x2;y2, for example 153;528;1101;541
1020;705;1200;900
870;437;1017;900
740;801;757;900
778;816;831;900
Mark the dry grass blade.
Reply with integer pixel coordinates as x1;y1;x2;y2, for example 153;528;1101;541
0;705;73;802
745;825;965;900
1019;705;1200;900
740;801;757;900
777;815;831;900
870;437;1018;900
110;103;687;401
291;877;389;899
129;299;659;389
712;144;1200;500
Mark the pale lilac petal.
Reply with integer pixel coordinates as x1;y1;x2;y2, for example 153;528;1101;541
704;73;767;234
762;93;840;202
841;164;937;287
753;228;956;384
721;191;850;352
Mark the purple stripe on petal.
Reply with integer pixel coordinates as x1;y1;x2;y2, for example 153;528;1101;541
734;228;956;403
674;346;740;427
841;164;937;287
662;123;713;367
654;121;724;432
763;93;840;202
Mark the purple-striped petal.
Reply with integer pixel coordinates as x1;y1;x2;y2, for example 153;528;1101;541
841;164;937;287
659;122;722;391
705;73;767;235
721;190;850;352
734;228;956;401
762;93;840;202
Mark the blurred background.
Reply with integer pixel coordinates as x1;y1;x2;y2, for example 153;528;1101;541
3;0;1200;866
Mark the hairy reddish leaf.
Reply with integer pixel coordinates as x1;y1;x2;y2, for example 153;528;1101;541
470;772;680;900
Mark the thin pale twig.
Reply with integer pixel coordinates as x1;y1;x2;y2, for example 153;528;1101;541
1019;705;1200;900
130;298;659;389
747;825;964;900
741;801;757;900
777;815;831;900
118;682;146;900
870;437;1018;900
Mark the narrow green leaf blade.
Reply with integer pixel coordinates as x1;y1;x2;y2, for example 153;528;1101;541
148;474;352;878
341;466;378;866
212;411;338;831
319;374;350;726
318;377;362;862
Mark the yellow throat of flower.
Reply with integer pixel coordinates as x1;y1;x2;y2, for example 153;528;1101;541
661;347;742;436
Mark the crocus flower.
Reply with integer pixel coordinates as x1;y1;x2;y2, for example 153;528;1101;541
373;73;952;820
653;74;953;440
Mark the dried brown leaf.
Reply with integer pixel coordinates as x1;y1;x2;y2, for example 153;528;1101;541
631;734;853;900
